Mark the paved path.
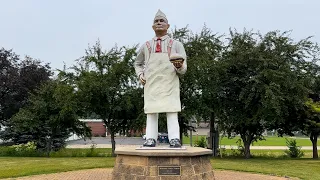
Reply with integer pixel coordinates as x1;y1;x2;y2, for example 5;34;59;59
67;143;319;150
3;168;298;180
66;137;319;150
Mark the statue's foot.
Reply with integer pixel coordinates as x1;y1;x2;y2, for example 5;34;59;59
143;138;156;147
169;138;181;148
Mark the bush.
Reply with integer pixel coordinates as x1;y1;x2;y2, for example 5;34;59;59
227;139;245;157
49;145;112;157
194;137;207;148
284;138;304;158
0;142;43;157
0;142;112;157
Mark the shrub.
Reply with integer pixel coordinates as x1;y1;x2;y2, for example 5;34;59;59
194;137;207;148
0;143;112;157
0;142;43;157
284;138;304;158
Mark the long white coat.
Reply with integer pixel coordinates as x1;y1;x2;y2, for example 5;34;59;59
134;35;187;113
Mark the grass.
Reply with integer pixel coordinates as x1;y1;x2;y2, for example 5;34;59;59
1;149;320;180
212;158;320;180
182;135;320;146
0;157;115;179
1;156;319;180
222;149;319;158
0;147;113;157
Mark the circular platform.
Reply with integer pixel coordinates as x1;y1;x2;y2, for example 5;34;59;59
112;146;215;179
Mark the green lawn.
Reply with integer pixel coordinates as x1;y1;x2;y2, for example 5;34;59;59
0;157;115;179
1;156;319;180
212;158;320;180
224;149;319;158
182;135;320;146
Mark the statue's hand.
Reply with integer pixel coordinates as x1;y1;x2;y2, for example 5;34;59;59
173;61;183;69
139;74;146;85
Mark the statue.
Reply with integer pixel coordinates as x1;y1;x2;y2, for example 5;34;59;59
134;9;187;147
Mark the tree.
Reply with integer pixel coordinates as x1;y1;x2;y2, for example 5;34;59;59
0;48;52;127
0;48;20;126
184;26;223;155
66;41;138;156
298;75;320;159
215;30;316;158
302;99;320;159
116;87;145;136
0;80;91;152
171;26;223;150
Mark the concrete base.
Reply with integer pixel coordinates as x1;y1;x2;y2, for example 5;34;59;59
112;146;215;180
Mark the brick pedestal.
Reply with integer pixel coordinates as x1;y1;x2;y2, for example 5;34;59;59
112;146;214;180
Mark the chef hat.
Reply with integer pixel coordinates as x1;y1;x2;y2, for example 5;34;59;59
170;53;184;60
154;9;168;23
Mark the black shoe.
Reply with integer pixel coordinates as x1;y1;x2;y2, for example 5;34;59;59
143;138;156;147
169;138;181;148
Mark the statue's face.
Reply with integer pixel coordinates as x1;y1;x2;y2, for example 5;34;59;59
152;18;170;33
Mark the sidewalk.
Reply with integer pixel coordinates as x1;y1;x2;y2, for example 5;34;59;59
66;144;319;150
3;168;297;180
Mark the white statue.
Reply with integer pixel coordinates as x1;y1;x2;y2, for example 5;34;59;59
134;9;187;147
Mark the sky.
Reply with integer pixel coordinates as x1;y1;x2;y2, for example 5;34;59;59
1;0;319;73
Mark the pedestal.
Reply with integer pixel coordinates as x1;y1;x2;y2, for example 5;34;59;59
112;146;215;180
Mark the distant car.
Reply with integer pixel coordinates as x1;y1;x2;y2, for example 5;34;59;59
158;132;169;143
142;133;169;143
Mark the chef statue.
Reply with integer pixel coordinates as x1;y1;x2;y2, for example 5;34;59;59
134;9;187;148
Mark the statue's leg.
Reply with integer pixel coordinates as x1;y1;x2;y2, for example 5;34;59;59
146;113;159;140
166;112;180;140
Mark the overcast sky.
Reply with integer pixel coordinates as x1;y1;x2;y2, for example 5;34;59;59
1;0;319;72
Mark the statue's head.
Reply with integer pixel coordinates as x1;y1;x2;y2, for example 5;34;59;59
152;9;170;35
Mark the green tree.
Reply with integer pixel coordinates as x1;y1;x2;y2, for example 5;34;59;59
215;30;317;158
116;87;144;136
68;41;138;156
301;98;320;159
0;48;19;126
0;48;52;127
0;80;91;152
171;26;223;149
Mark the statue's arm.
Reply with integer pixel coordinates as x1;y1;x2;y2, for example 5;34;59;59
134;44;146;78
175;41;187;75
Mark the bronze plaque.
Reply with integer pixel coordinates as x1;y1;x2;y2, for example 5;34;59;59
158;166;181;176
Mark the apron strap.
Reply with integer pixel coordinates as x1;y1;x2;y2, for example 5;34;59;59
167;39;174;57
146;39;174;56
146;41;151;55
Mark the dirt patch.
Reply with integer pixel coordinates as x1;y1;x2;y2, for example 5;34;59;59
4;168;299;180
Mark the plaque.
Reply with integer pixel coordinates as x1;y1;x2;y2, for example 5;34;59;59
158;166;181;176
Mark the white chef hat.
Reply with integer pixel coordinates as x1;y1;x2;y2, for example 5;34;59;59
154;9;168;23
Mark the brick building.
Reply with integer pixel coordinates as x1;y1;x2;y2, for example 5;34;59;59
80;119;106;136
79;119;145;137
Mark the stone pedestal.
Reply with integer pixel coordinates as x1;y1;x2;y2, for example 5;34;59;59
112;146;214;180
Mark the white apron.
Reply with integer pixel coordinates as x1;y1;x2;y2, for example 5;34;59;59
144;53;181;113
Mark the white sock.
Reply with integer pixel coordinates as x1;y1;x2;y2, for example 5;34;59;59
166;112;180;140
146;113;158;140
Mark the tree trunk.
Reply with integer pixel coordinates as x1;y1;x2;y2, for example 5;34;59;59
179;116;183;144
189;119;193;146
110;131;116;157
209;112;218;156
310;133;318;159
243;141;251;159
241;134;252;159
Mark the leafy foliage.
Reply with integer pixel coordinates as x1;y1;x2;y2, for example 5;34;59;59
194;136;207;148
62;41;141;156
0;48;52;126
284;138;304;158
215;29;319;158
0;80;91;152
